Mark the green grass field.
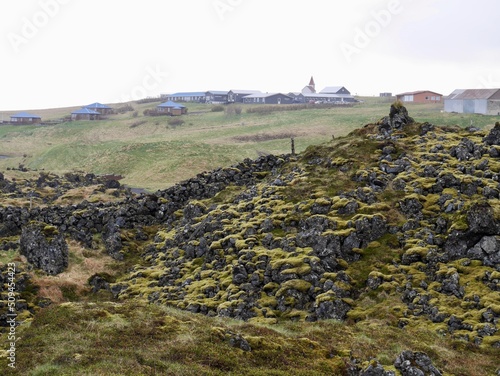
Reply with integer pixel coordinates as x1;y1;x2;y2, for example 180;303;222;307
1;98;498;191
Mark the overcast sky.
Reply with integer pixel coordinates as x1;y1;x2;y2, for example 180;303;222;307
1;0;499;111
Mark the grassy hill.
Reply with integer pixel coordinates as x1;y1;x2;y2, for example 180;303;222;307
1;98;497;191
0;101;500;375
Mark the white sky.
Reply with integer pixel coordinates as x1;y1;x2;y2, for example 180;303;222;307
1;0;500;110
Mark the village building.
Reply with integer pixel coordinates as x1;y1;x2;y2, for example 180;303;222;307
242;93;294;105
319;86;351;96
301;76;316;94
293;78;356;103
205;91;229;104
396;90;443;103
157;100;187;116
162;92;206;102
227;90;261;103
71;108;101;121
9;112;42;124
84;102;113;115
444;88;500;115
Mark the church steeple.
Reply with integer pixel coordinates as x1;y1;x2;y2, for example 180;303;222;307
309;76;315;91
301;76;317;94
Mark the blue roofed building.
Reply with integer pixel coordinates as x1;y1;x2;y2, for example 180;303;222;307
157;100;187;116
71;107;101;121
10;111;42;124
84;102;113;115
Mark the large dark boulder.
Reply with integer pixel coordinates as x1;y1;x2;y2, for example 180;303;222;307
484;122;500;145
378;103;415;136
20;222;68;275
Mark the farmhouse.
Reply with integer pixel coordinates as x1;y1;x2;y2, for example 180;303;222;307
9;112;42;124
396;90;443;103
84;102;113;115
444;88;500;115
71;108;101;121
157;100;187;116
242;93;294;105
227;90;261;103
162;92;206;102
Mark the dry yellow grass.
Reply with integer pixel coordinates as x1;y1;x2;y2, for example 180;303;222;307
31;240;115;304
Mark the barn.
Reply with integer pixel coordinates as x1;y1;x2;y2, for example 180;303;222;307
10;112;42;124
444;89;500;115
396;90;443;104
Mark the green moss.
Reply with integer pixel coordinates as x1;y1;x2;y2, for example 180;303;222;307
276;280;312;296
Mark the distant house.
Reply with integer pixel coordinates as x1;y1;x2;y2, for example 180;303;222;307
205;91;229;104
379;92;392;97
71;108;101;120
10;112;41;124
396;90;443;103
444;88;500;115
242;93;294;105
162;92;206;102
227;90;261;103
157;100;187;116
84;102;113;115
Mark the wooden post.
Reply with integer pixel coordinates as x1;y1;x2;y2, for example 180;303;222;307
291;137;295;156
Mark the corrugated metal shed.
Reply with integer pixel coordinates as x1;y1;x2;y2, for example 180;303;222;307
445;89;466;99
451;89;500;100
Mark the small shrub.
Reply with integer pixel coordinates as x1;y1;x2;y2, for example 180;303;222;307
211;105;225;112
115;104;134;114
225;106;242;116
167;117;185;127
130;120;147;128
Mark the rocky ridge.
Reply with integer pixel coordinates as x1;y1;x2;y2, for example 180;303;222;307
1;108;500;374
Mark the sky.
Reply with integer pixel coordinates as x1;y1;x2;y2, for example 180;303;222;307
1;0;500;111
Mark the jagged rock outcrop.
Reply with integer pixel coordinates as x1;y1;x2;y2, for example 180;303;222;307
378;102;415;137
483;121;500;145
394;351;443;376
19;222;68;274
